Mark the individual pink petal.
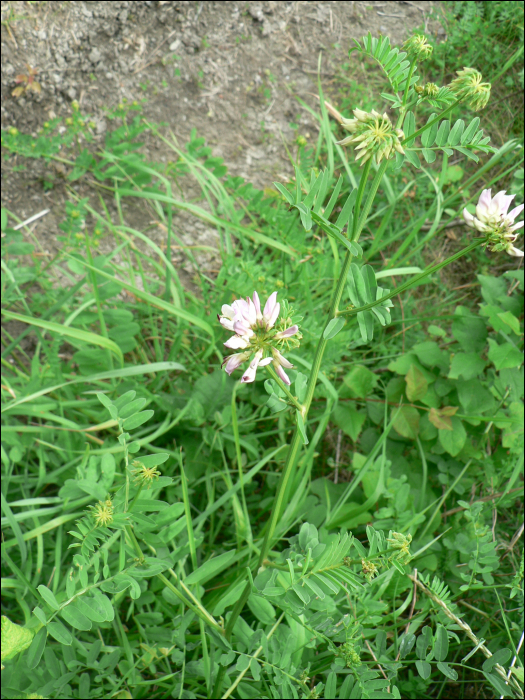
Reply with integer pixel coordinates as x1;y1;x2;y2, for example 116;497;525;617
462;209;477;228
274;325;299;339
241;350;262;383
493;191;515;216
272;348;294;369
219;317;236;332
509;220;524;232
233;320;253;337
245;297;257;326
221;304;234;318
507;203;524;222
508;245;524;257
473;217;489;233
259;357;272;367
263;291;277;316
274;362;291;385
478;189;492;208
252;291;262;318
266;302;281;329
224;335;250;349
222;352;249;376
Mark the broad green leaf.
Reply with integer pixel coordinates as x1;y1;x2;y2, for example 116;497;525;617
37;584;60;611
26;626;47;669
1;616;34;661
332;405;367;442
323;317;345;340
448;119;465;146
405;365;428;402
482;648;512;673
398;633;416;659
357;310;375;341
428;406;458;431
404;150;421;169
47;621;73;645
448;352;486;380
439;416;466;456
435;120;450;147
393;406;420;439
488;339;523;370
122;410;154;430
434;625;449;662
185;551;236;586
61;603;93;631
415;660;432;680
118;398;148;419
342;365;377;398
421;113;438;147
437;661;458;680
416;626;433;659
247;594;276;625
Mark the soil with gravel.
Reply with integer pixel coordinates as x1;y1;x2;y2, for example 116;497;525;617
1;0;442;269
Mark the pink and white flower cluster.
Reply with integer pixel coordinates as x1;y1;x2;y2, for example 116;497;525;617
219;291;299;385
463;189;524;257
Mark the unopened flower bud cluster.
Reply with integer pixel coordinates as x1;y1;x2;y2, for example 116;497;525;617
336;109;405;166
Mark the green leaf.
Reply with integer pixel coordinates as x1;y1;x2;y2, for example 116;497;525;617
118;398;148;419
357;309;375;341
0;616;34;661
437;661;458;680
47;621;73;645
439;416;466;456
405;365;428;402
415;660;432;680
185;551;236;586
323;317;345;340
342;365;377;398
122;410;154;430
332;405;367;442
434;625;449;662
37;584;60;611
452;306;487;352
448;352;486;380
25;626;47;669
247;594;276;625
488;339;523;370
482;648;512;673
448;119;465;146
273;182;295;205
61;603;93;631
416;626;433;659
398;633;416;659
392;406;420;440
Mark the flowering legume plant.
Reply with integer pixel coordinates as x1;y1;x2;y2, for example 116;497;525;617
2;30;523;700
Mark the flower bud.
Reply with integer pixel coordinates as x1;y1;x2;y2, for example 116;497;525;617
449;67;491;111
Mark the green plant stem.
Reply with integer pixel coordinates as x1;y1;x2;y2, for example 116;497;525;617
401;98;462;145
337;239;485;316
265;364;304;413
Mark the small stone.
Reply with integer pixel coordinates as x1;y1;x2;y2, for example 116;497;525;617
89;47;102;64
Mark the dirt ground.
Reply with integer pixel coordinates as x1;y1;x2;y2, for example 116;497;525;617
1;0;442;266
